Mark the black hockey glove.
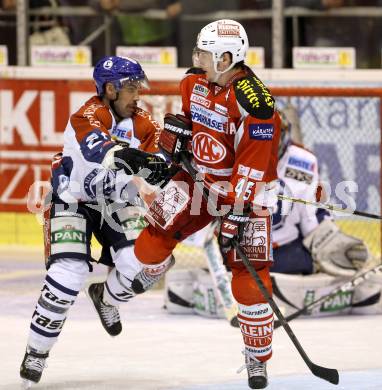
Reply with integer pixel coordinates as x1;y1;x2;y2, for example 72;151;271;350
218;209;250;255
159;113;192;163
114;147;169;185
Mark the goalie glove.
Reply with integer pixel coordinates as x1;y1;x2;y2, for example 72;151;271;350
303;219;369;277
114;147;169;186
159;113;192;163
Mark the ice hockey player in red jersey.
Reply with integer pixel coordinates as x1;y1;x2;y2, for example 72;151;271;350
90;20;281;389
19;56;170;388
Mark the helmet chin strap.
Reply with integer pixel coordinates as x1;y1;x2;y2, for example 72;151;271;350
212;58;236;84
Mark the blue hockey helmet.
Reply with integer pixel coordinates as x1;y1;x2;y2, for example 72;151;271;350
93;56;149;96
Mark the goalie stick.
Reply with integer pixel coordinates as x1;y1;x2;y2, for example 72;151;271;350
278;194;382;220
204;236;239;327
180;153;339;386
274;263;382;329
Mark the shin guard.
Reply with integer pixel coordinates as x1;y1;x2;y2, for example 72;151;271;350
237;303;274;363
28;259;88;352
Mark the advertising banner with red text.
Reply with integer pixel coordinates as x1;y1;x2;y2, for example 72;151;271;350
0;79;181;212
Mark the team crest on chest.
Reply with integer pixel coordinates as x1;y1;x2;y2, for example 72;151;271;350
192;132;226;163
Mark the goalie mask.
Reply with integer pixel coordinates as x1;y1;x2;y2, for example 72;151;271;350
195;19;249;75
278;109;292;159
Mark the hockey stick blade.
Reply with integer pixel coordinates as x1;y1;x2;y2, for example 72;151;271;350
310;363;339;385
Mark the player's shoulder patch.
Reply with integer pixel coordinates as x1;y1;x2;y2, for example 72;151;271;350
233;75;275;119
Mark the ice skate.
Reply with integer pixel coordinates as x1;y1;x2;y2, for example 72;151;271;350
20;348;48;388
238;354;268;389
88;282;122;336
246;357;268;389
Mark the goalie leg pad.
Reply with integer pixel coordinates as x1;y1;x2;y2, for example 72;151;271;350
28;258;89;353
192;269;225;318
164;269;196;314
352;270;382;315
271;272;353;317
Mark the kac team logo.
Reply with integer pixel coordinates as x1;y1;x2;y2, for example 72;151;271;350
192;132;226;163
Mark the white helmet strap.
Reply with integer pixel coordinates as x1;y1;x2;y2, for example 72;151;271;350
211;54;236;83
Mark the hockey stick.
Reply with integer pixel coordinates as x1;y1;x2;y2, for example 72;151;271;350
274;263;382;329
232;242;339;385
180;153;339;385
278;194;382;220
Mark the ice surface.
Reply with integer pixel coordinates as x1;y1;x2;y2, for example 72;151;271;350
0;251;381;390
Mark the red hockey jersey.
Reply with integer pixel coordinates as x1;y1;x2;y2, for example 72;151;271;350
180;70;280;206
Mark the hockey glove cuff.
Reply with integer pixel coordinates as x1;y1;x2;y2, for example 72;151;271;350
218;210;250;254
159;113;192;163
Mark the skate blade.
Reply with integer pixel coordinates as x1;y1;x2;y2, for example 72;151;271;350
21;379;34;389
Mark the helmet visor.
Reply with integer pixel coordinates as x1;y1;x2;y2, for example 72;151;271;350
118;74;150;91
192;47;212;67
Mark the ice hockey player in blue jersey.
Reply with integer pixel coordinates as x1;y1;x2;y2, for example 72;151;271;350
19;56;170;388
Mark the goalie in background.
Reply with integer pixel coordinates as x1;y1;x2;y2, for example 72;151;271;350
165;105;382;325
271;107;368;277
268;106;382;318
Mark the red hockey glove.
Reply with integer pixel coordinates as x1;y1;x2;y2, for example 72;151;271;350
159;113;192;163
218;210;250;255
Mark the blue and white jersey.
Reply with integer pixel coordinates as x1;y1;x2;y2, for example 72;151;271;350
272;144;323;247
51;96;160;204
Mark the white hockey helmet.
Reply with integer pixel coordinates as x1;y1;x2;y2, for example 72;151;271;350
196;19;249;75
